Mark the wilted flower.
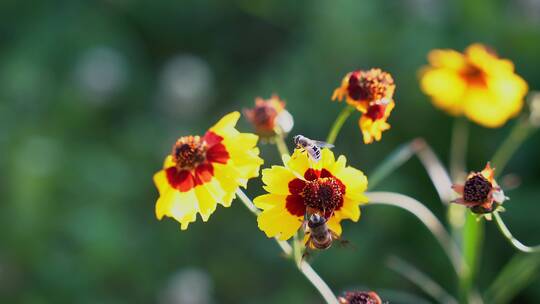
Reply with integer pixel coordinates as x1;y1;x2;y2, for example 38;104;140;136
452;163;508;214
338;291;383;304
254;148;368;240
332;69;396;144
420;43;528;127
243;95;294;138
153;112;263;229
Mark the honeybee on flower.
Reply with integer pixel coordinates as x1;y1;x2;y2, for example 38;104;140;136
254;148;368;241
332;68;396;144
153;112;263;229
420;43;528;127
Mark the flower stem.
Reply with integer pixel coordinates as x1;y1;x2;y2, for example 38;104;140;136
491;117;534;178
326;105;355;145
365;191;467;277
449;118;469;181
274;128;291;157
493;211;540;253
235;189;339;304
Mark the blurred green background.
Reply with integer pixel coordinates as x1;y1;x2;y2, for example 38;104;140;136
1;0;540;303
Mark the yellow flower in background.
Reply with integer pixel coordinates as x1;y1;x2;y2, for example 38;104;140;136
254;148;368;241
332;68;396;144
153;112;263;229
420;44;528;127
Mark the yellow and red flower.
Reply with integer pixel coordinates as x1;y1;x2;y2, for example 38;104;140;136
153;112;263;229
420;44;528;127
243;95;294;138
338;291;382;304
332;68;396;144
254;148;368;240
452;163;507;214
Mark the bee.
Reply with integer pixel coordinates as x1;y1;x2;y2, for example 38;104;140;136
304;213;340;250
293;135;334;162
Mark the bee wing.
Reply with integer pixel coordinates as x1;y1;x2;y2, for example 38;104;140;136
312;140;334;148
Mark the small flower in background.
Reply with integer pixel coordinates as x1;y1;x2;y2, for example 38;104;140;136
338;291;383;304
452;163;508;215
254;148;368;240
420;43;528;128
153;112;263;229
528;91;540;127
243;95;294;139
332;68;396;144
158;268;214;304
359;99;395;144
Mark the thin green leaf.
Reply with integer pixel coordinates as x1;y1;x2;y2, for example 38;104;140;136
484;253;540;304
387;255;458;304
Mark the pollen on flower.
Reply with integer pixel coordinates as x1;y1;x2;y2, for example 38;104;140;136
365;104;386;120
338;291;382;304
172;135;208;170
348;69;395;103
302;176;345;216
463;174;492;203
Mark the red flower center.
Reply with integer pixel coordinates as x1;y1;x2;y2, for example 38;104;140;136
463;174;492;203
285;169;346;218
302;177;345;215
460;63;487;87
347;69;394;102
365;104;386;120
342;291;382;304
172;136;208;170
165;132;230;192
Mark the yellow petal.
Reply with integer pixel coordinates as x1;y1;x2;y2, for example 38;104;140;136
194;178;225;221
253;193;288;210
155;188;199;228
153;170;170;195
163;155;175;168
463;88;509;128
286;149;310;177
261;166;296;195
213;164;241;207
334;166;368;203
327;215;342;236
210;111;241;138
331;155;347;173
337;198;362;222
427;49;466;70
420;68;467;114
319;148;336;171
257;205;302;241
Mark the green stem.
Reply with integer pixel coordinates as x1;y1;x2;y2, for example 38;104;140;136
235;189;338;304
449;118;469;181
326;105;355;145
459;212;484;303
491;117;534;178
493;212;540;253
274;128;291;157
293;233;303;266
